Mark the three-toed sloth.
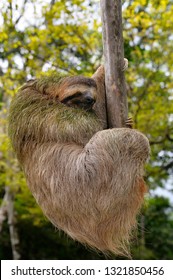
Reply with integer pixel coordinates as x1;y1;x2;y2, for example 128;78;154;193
8;66;150;256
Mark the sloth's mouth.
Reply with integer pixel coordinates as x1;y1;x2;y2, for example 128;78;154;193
79;99;96;110
66;101;95;111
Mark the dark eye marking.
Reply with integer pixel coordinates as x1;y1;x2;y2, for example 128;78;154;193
62;92;82;103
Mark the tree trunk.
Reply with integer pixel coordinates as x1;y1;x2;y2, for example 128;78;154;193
0;191;8;232
100;0;128;128
6;187;21;260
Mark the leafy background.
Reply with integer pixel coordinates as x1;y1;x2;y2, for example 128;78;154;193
0;0;173;260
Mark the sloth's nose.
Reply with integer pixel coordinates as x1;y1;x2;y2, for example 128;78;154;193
84;93;96;104
86;96;95;104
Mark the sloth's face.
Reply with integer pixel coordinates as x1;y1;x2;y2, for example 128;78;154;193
62;86;97;111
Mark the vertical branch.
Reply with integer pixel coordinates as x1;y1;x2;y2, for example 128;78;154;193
139;214;146;259
0;186;21;259
100;0;128;128
0;192;8;232
6;187;21;260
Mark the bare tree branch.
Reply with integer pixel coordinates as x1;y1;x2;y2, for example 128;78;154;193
15;0;28;25
0;191;8;232
0;187;21;260
6;187;21;260
100;0;128;128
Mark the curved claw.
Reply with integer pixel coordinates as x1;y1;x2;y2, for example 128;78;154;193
122;58;128;71
126;117;133;129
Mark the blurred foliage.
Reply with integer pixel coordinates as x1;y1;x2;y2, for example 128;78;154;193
0;0;173;259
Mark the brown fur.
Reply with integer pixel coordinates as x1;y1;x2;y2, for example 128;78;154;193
8;66;150;256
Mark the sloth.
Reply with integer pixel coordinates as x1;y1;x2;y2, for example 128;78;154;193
8;65;150;256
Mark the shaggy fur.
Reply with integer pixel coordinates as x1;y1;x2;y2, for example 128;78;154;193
8;66;150;256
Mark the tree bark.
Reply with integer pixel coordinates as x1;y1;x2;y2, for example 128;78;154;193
0;191;8;232
0;186;21;259
6;187;21;260
100;0;128;128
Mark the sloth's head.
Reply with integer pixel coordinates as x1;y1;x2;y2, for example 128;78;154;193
23;75;97;111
